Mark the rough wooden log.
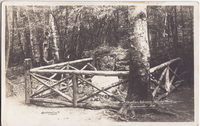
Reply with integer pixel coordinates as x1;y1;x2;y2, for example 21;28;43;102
69;65;79;70
87;63;97;71
150;78;166;90
149;57;181;73
24;58;32;104
31;58;92;71
31;74;71;97
77;79;128;103
50;65;67;79
169;67;181;80
30;69;129;76
31;57;181;76
30;98;122;109
81;64;88;70
32;73;57;92
170;66;179;84
77;76;124;102
30;98;73;106
169;64;180;89
152;67;168;97
72;74;78;107
30;74;73;102
66;64;70;92
32;73;57;81
38;86;69;98
157;80;184;101
38;78;91;98
165;66;170;92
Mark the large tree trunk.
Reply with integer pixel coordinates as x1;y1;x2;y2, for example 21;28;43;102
119;5;152;117
127;5;151;101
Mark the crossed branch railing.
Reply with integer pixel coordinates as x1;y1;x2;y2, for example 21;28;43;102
24;57;183;108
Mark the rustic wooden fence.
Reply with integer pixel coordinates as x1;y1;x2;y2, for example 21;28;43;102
24;57;183;109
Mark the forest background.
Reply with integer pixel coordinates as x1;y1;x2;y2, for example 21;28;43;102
5;5;194;86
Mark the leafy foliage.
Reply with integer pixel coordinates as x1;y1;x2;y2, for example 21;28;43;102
6;6;193;83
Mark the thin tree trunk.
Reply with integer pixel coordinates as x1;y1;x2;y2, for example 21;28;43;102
167;11;170;45
42;6;52;64
171;6;178;57
188;6;193;44
26;6;37;62
5;6;13;73
180;6;185;44
163;9;168;38
174;6;178;47
116;8;119;43
50;7;60;63
52;13;62;61
169;8;175;48
15;9;25;62
9;6;15;67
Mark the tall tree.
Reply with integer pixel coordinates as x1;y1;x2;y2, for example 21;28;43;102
26;6;39;64
119;5;152;117
49;6;60;63
8;6;15;67
5;6;13;73
15;8;25;62
180;6;185;44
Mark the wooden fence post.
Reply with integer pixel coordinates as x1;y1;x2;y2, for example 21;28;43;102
165;66;170;92
24;58;32;104
72;74;77;107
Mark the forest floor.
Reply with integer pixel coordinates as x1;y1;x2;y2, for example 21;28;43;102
3;65;194;126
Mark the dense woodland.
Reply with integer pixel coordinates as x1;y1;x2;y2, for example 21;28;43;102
5;5;194;84
5;5;194;120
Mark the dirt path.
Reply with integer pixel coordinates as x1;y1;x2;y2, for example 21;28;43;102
3;73;194;125
3;86;194;126
4;93;115;126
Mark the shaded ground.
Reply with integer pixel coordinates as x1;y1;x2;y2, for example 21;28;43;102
3;66;194;126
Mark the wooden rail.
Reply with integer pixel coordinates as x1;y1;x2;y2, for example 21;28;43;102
25;57;182;108
30;69;129;76
31;58;93;71
30;58;181;76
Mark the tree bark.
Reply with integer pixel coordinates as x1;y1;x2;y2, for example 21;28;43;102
15;8;25;62
118;5;152;117
167;10;170;45
180;6;185;44
50;7;60;63
42;7;53;65
26;6;40;64
174;6;178;52
9;6;15;67
126;5;152;102
5;6;13;73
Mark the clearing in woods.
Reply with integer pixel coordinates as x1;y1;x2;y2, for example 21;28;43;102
4;65;194;126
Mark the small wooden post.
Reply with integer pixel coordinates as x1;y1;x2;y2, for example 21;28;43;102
24;58;32;104
72;74;77;107
165;66;170;92
66;64;70;90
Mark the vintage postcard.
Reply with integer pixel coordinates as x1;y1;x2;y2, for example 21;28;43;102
1;1;199;126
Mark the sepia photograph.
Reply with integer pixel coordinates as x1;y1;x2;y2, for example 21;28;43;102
1;1;199;126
